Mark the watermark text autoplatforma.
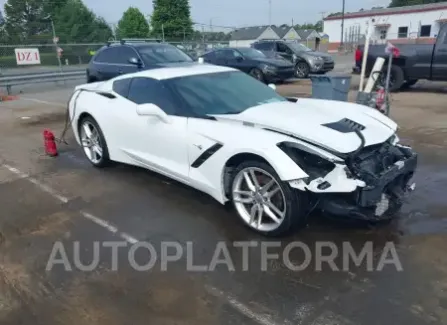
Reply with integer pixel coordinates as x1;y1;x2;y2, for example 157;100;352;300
46;240;403;272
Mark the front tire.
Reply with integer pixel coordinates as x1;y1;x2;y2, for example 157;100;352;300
78;116;111;168
230;160;308;237
295;61;310;78
249;68;265;83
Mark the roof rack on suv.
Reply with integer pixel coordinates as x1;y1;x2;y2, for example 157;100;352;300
106;38;162;46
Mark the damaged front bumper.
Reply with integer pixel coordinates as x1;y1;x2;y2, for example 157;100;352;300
289;144;418;221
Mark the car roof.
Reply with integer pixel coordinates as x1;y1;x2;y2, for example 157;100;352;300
112;63;236;81
100;42;174;50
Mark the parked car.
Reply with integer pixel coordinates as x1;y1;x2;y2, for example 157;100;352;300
251;40;335;78
69;64;417;237
86;40;194;83
199;47;295;83
353;23;447;92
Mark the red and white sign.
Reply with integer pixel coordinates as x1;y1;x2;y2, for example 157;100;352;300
385;42;400;58
14;48;41;65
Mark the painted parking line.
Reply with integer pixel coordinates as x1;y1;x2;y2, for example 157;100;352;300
20;97;67;107
1;161;293;325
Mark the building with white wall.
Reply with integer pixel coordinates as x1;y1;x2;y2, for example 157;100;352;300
323;2;447;52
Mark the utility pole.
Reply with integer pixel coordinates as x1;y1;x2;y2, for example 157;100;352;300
210;19;213;33
319;11;326;32
161;24;165;42
46;15;62;73
340;0;345;48
268;0;271;25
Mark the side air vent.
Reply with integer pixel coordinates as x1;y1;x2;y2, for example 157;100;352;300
322;118;365;133
97;92;116;99
191;143;223;168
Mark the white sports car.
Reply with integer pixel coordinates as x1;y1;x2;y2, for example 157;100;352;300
68;63;417;236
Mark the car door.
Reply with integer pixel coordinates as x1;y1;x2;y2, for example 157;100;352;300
431;25;447;80
113;77;190;182
114;46;141;76
91;48;116;81
276;42;294;63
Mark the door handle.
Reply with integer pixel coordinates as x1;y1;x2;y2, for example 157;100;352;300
438;49;447;53
118;70;124;74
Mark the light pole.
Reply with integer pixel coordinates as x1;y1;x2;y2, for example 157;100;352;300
45;15;62;72
268;0;272;25
340;0;345;50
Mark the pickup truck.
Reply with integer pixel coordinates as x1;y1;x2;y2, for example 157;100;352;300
353;23;447;91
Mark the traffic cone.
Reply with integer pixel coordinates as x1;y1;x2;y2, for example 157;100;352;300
43;129;58;157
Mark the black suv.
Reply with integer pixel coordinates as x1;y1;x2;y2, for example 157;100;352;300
86;40;194;83
251;40;334;78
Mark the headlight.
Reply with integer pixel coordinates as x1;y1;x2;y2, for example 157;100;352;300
261;64;277;72
278;142;337;181
310;57;324;65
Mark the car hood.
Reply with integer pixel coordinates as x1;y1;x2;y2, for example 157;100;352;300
255;57;293;67
211;99;397;154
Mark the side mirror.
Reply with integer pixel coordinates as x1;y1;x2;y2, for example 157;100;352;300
268;83;276;91
128;57;142;66
236;56;244;62
136;103;172;124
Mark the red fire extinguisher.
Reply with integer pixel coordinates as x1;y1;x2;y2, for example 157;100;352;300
43;129;58;157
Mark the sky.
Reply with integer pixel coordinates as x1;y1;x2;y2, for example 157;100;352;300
0;0;391;30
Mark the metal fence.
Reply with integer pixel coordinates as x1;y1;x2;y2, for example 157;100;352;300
341;29;435;52
0;40;230;75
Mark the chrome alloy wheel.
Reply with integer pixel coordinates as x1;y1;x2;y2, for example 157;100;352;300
232;167;287;232
80;120;103;164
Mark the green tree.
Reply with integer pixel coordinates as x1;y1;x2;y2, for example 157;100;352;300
3;0;48;43
151;0;193;40
116;7;150;38
388;0;444;7
53;0;112;43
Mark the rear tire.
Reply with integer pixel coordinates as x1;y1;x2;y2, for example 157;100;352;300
78;116;111;168
400;79;418;89
380;65;404;92
230;160;309;237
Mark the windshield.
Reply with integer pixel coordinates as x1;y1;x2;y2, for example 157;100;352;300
138;45;193;63
166;71;286;116
237;48;266;59
287;42;312;52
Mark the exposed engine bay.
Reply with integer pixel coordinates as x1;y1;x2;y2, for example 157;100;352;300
285;134;417;221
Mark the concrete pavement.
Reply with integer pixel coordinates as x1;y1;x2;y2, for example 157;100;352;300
0;83;446;324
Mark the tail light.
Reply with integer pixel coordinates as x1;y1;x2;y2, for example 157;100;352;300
355;47;362;62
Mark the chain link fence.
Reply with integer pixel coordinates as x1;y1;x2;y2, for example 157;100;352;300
0;40;231;75
0;20;233;75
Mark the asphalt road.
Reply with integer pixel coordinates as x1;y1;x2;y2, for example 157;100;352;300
0;84;446;324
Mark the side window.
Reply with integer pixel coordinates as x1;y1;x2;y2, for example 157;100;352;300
127;77;176;114
94;48;113;63
113;78;131;98
277;43;292;54
116;46;139;64
232;50;243;58
94;47;121;64
254;42;273;51
220;49;235;59
203;51;215;61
